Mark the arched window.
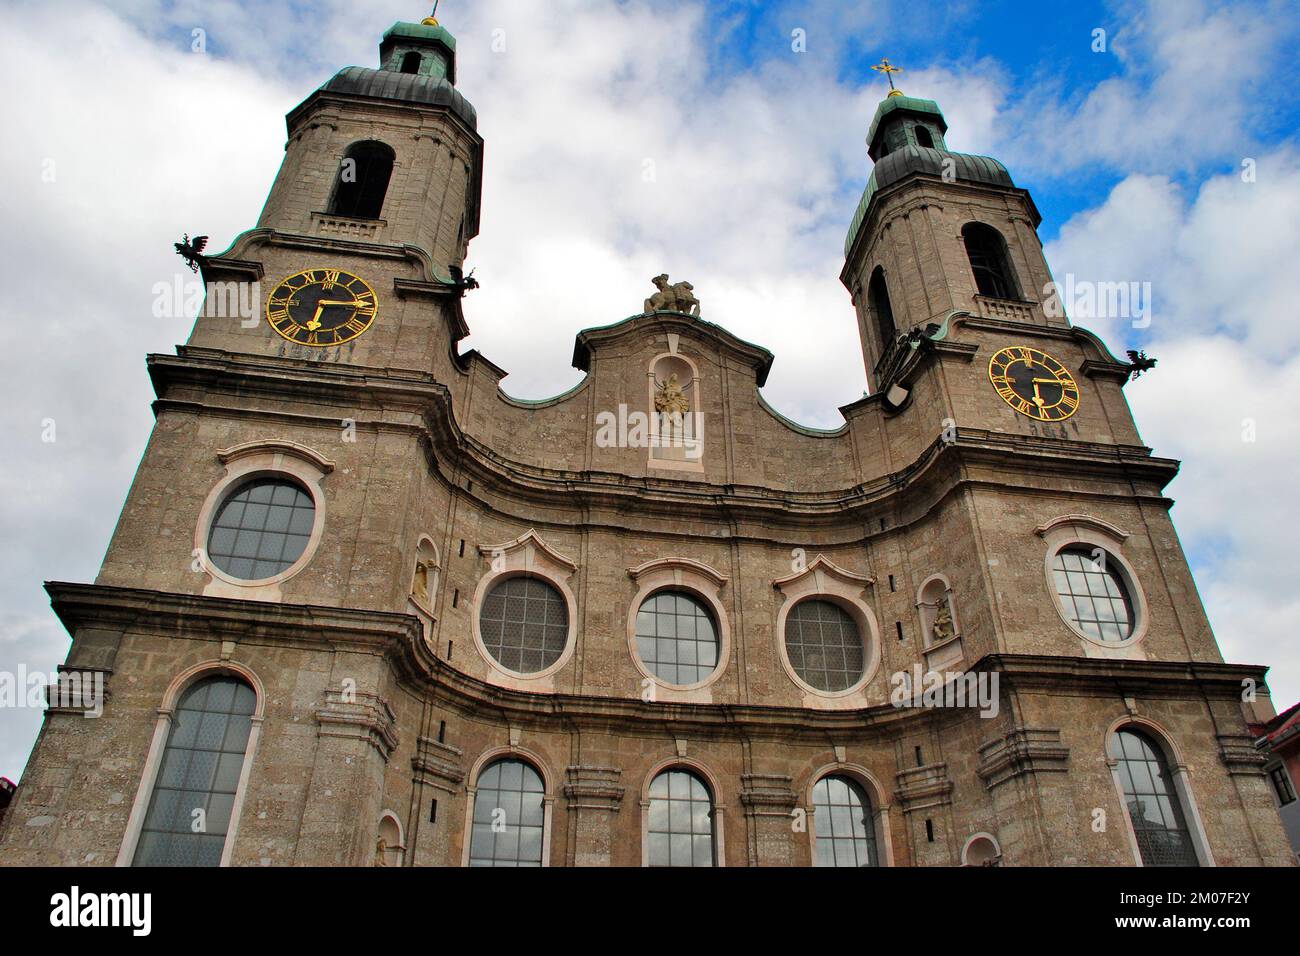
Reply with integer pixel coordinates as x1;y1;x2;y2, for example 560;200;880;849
914;125;935;148
329;141;395;220
962;222;1020;300
812;775;879;867
400;51;422;74
634;590;720;686
647;768;715;867
132;676;256;866
207;477;315;582
1109;729;1199;867
478;576;569;675
468;758;546;867
784;599;865;693
1052;547;1134;642
868;267;896;350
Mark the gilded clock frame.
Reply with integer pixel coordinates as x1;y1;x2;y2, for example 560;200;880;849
265;268;379;347
987;345;1080;423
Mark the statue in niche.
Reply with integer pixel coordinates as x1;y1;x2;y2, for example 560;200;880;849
373;836;388;867
644;274;702;316
654;373;691;417
930;598;956;643
412;558;432;607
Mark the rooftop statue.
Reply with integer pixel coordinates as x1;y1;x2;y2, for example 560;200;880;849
644;274;701;316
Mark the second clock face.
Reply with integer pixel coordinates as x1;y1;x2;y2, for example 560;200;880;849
266;268;378;347
988;346;1080;422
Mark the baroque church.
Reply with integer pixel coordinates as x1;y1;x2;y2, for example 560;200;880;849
0;14;1292;868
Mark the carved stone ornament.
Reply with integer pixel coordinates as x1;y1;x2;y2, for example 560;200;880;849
644;274;701;316
654;373;691;416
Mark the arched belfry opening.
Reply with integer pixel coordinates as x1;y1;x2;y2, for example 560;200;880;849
329;141;396;220
868;267;896;351
961;222;1020;300
400;51;422;74
914;125;935;148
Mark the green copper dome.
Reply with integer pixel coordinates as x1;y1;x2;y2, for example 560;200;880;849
382;20;458;53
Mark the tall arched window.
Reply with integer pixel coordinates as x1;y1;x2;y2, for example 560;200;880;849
647;768;715;867
812;775;879;867
132;676;256;866
962;222;1020;300
329;141;396;220
468;758;546;866
1109;728;1199;867
868;267;896;351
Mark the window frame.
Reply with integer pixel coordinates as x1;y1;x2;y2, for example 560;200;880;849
803;762;893;867
1104;719;1214;867
626;557;731;697
116;661;265;867
327;140;397;221
472;531;579;690
461;747;555;868
1036;515;1149;651
196;440;333;599
773;555;880;706
640;758;725;868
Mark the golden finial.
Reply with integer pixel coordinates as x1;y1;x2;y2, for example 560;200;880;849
422;0;440;26
872;57;904;97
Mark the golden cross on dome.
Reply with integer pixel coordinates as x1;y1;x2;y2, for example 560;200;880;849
871;57;904;96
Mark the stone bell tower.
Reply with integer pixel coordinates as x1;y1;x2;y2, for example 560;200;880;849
187;15;482;369
841;86;1061;396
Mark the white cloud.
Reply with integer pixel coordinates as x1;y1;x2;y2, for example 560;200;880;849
1047;152;1300;706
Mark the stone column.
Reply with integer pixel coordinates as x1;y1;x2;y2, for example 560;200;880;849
562;766;625;867
739;773;799;866
409;735;465;866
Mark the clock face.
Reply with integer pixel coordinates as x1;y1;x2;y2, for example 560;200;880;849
265;268;378;347
988;346;1080;422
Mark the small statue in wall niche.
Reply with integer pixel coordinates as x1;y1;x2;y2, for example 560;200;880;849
930;599;956;643
644;274;702;316
373;836;388;867
412;559;432;607
654;373;691;417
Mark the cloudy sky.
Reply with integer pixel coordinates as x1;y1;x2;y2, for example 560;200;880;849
1;0;1297;779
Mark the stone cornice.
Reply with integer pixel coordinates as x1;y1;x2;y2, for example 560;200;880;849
894;763;954;812
562;766;626;811
412;736;466;792
976;728;1070;790
738;773;798;815
144;350;1181;531
44;583;1273;742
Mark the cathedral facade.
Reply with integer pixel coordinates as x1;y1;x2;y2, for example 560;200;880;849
0;17;1292;867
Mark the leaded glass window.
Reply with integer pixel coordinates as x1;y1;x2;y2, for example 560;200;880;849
207;478;315;581
478;576;569;674
962;221;1020;300
133;676;256;867
647;769;714;867
813;775;878;867
635;591;720;685
1109;729;1199;867
785;599;865;692
1052;547;1135;641
468;758;546;867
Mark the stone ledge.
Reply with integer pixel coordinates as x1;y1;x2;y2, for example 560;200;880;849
977;727;1070;790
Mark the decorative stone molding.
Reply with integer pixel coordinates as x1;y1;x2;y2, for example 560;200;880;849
198;439;335;602
976;727;1070;790
894;763;953;813
43;665;111;717
316;689;399;760
412;735;466;792
773;555;880;708
1034;514;1131;542
739;773;799;816
1217;733;1269;776
563;766;626;812
472;530;579;690
626;559;732;698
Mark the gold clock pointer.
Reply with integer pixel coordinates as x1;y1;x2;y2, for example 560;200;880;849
305;298;361;331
